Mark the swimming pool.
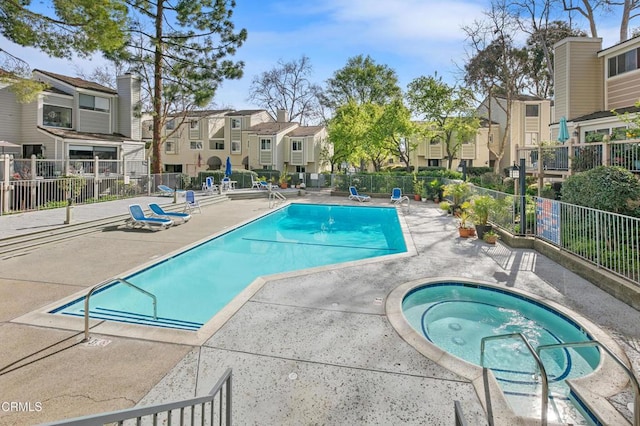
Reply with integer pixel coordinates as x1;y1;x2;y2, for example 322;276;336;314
401;281;601;424
51;203;407;330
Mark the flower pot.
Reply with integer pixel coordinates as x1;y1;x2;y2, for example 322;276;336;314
458;227;475;238
475;224;492;240
414;194;421;201
484;234;498;244
280;183;288;189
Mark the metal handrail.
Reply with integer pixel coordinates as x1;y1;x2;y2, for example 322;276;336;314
41;368;232;425
268;189;286;208
84;277;157;341
480;332;549;426
537;340;640;426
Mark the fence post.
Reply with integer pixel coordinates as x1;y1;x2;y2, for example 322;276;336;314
2;154;10;214
93;156;100;199
567;137;574;175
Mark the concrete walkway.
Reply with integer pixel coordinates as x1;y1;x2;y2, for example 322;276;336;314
1;192;639;425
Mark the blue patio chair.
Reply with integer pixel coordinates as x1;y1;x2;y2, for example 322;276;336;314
348;186;371;202
148;203;191;224
126;204;173;231
203;176;218;194
157;185;185;197
390;187;409;204
184;190;201;213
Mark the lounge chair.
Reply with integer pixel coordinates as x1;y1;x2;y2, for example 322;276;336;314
251;175;269;190
126;204;173;230
348;186;371;202
203;176;218;194
184;190;201;213
390;187;410;204
148;203;192;224
157;185;185;197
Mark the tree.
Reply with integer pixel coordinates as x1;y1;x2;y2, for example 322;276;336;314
562;0;602;37
123;0;247;174
464;1;529;173
321;55;401;110
248;55;322;125
0;1;128;63
373;99;416;171
327;100;369;170
406;74;479;170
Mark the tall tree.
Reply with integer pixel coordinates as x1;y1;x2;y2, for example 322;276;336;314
321;54;401;110
562;0;603;37
373;99;416;172
124;0;247;173
0;0;128;64
247;55;322;125
406;74;478;170
327;100;369;170
464;1;528;173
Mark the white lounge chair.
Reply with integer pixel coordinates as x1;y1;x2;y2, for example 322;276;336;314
126;204;173;230
203;176;218;194
348;186;371;202
184;190;201;213
157;185;185;197
148;203;191;224
251;175;269;190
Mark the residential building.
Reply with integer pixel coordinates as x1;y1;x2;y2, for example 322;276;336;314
407;95;551;172
143;109;330;176
0;69;144;166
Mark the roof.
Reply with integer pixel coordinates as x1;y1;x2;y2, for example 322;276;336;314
38;127;134;142
287;126;324;137
571;105;640;123
34;69;117;95
493;93;547;102
247;122;299;135
226;109;265;116
165;109;232;118
43;86;72;96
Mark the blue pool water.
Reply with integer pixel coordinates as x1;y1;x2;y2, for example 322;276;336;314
402;282;600;424
52;203;406;330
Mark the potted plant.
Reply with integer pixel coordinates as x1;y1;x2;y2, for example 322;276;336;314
483;229;499;244
469;194;495;239
429;179;442;203
457;210;476;238
412;174;424;201
439;200;452;214
442;181;472;214
279;173;291;189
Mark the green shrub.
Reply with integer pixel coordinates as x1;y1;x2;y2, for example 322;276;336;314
561;166;640;217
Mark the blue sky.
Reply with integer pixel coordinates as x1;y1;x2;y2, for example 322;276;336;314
1;0;626;110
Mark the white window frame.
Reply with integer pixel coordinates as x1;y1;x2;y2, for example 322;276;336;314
231;118;241;129
165;141;176;154
190;141;203;150
79;94;110;112
43;104;73;128
190;120;199;130
260;138;271;150
292;140;303;151
231;140;241;153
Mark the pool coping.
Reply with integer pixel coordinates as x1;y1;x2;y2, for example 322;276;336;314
385;276;632;425
11;201;418;347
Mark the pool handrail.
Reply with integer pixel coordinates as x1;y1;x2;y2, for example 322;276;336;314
537;340;640;426
83;277;157;342
480;332;549;426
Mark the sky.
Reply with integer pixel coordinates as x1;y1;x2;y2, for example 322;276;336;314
0;0;626;110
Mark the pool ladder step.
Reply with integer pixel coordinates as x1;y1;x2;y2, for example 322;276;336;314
71;307;203;331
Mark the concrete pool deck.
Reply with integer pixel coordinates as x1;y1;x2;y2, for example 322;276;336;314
0;191;639;425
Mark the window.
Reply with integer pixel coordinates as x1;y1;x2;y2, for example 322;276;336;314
428;159;440;167
190;120;199;130
165;141;176;153
190;141;203;150
231;118;241;129
292;140;303;151
260;138;271;150
608;48;640;77
43;105;72;128
164;164;182;173
231;140;241;153
525;104;539;117
525;132;538;145
295;166;306;173
166;119;175;130
79;94;110;112
210;140;224;150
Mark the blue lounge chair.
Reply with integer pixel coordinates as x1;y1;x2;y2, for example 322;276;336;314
348;186;371;202
148;203;191;224
157;185;185;197
184;190;201;213
126;204;173;230
203;176;218;194
390;187;410;204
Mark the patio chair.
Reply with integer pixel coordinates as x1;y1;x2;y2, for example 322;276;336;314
348;186;371;202
251;175;269;190
184;190;201;213
126;204;173;231
157;185;185;197
220;177;232;192
390;187;410;204
203;176;218;194
148;203;192;224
